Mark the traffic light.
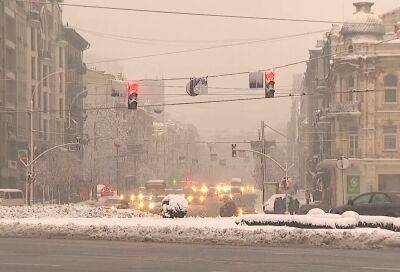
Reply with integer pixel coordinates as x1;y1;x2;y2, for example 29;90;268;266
282;177;292;190
232;144;237;158
127;82;139;109
265;71;275;98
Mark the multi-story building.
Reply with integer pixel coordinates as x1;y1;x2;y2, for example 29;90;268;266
297;1;400;206
63;27;89;148
0;0;29;188
0;0;88;192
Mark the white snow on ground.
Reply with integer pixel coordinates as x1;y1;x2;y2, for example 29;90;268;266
0;204;153;219
0;205;399;249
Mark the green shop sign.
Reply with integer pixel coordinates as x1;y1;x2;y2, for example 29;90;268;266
347;175;360;195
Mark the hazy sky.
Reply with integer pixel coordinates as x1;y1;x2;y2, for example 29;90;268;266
63;0;399;140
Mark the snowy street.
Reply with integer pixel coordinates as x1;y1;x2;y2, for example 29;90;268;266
0;238;399;272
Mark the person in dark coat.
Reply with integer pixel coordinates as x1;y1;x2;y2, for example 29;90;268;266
288;196;295;215
294;198;300;214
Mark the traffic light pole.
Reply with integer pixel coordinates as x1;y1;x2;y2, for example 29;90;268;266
236;148;294;207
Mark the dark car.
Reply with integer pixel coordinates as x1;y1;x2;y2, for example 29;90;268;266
330;192;400;217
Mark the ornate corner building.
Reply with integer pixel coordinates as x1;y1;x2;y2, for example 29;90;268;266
298;1;400;206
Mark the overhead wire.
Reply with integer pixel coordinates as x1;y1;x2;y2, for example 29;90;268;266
86;29;327;64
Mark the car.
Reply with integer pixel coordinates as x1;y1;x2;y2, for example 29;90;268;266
330;192;400;217
100;198;130;210
0;189;24;206
263;194;287;214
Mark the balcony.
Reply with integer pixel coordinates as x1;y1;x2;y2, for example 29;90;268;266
327;101;361;117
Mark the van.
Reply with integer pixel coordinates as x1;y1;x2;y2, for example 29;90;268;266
0;189;24;206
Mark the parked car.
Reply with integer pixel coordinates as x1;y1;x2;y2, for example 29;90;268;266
0;189;24;206
330;192;400;217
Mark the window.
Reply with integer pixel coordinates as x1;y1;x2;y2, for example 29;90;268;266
59;98;63;118
31;27;36;51
349;134;359;157
59;47;63;68
348;76;355;101
371;193;391;204
43;65;48;87
384;74;397;103
348;45;354;53
31;57;36;80
37;89;41;109
353;194;372;205
31;86;35;108
59;73;63;93
43;119;48;141
383;125;397;150
43;93;48;113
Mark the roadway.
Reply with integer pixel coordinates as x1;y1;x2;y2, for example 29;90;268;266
0;238;399;272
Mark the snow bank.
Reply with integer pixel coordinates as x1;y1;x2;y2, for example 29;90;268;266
0;217;399;249
0;204;153;219
237;212;397;231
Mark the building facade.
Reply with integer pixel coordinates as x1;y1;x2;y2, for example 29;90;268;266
297;1;400;206
0;0;87;192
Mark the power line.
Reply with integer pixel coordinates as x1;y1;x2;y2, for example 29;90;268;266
87;30;327;64
30;2;344;24
76;27;292;45
130;36;399;82
0;88;390;114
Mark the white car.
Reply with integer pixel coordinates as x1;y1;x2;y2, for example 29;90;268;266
263;194;287;213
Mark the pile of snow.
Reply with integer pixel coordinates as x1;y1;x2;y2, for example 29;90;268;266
237;209;400;230
307;208;326;216
0;204;153;219
161;195;188;218
0;217;399;249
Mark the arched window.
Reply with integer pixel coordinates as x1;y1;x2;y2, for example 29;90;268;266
348;45;354;54
348;76;355;101
384;74;398;103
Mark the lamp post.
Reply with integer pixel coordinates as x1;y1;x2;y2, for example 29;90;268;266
28;70;63;205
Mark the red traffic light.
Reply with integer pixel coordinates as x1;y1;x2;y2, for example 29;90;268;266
265;71;275;82
128;82;140;94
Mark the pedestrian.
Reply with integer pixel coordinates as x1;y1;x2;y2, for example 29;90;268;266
288;196;295;215
294;198;300;214
273;197;281;214
305;190;311;205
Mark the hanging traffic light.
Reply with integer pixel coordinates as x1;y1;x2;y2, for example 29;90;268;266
232;144;237;158
265;71;275;98
127;82;139;109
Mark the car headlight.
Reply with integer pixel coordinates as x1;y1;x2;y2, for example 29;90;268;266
199;196;205;202
110;206;116;211
138;202;144;209
138;193;144;201
187;195;193;202
237;208;244;216
148;202;155;210
130;194;135;202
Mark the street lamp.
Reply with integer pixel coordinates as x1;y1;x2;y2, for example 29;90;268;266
28;70;63;205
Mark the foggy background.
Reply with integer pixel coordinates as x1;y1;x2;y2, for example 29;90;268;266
62;0;399;140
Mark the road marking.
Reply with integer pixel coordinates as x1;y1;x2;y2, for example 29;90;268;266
361;267;400;271
0;262;61;268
